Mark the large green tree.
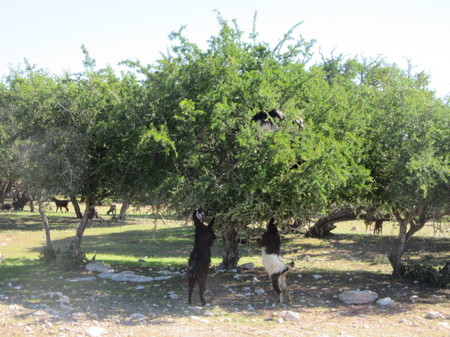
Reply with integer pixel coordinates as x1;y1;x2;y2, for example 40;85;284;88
137;16;371;268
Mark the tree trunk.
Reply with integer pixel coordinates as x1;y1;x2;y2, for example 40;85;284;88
389;203;428;276
219;228;240;270
388;216;408;276
72;200;93;257
118;200;131;220
305;206;389;238
0;180;13;205
29;196;35;212
305;207;358;238
70;194;83;219
37;193;56;260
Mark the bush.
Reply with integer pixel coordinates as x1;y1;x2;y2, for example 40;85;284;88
39;246;58;263
400;262;449;288
59;249;90;270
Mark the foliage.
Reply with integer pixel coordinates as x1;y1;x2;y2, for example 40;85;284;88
400;262;449;288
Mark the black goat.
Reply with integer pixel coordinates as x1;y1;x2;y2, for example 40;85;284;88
373;220;383;234
251;109;285;131
1;203;14;210
51;197;69;213
188;208;217;306
258;217;292;304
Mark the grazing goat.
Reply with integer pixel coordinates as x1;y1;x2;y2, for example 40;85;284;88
188;208;217;306
1;203;14;210
364;219;375;233
51;197;69;213
258;217;293;304
373;220;383;235
106;205;117;216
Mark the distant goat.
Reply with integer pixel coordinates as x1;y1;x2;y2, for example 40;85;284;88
364;219;375;233
258;217;293;304
373;220;383;235
106;205;117;216
1;203;14;211
188;208;217;306
51;197;69;213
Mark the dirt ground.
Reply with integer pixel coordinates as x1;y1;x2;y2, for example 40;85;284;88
1;266;449;337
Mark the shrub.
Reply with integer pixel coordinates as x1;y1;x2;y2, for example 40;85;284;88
400;262;449;288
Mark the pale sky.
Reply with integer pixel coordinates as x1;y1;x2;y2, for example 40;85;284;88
1;0;449;97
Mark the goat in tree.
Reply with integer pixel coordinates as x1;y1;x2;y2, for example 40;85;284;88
258;217;293;304
188;208;217;306
251;109;285;131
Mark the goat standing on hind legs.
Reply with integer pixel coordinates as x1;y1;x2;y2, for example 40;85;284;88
188;208;217;306
258;217;293;304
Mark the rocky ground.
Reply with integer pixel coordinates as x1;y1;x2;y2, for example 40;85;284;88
1;262;449;337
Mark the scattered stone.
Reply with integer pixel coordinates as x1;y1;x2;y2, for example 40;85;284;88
85;326;107;337
437;322;449;329
252;277;260;284
425;311;443;319
98;271;154;282
338;290;378;304
302;255;311;262
254;288;265;295
313;275;323;280
377;297;395;307
86;262;113;273
190;316;210;323
67;276;97;282
204;310;214;317
233;274;241;280
168;292;179;300
154;276;172;281
239;263;255;270
282;310;301;321
297;274;303;278
128;313;145;321
135;286;145;290
410;295;420;303
0;253;3;262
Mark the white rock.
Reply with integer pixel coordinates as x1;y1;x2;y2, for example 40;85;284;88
239;263;255;270
297;274;303;278
135;286;145;290
85;326;107;337
377;297;395;306
339;290;378;304
302;255;311;262
67;276;97;282
233;274;241;280
437;322;449;329
252;277;260;283
154;276;171;281
254;288;266;295
282;310;301;321
425;311;443;319
313;275;323;280
169;293;179;300
86;262;113;273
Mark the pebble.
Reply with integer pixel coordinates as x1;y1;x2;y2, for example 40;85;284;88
86;326;107;337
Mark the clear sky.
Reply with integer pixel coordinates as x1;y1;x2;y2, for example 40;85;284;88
1;0;448;97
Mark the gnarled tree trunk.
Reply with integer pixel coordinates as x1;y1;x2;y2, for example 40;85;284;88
70;194;83;219
38;193;56;260
219;228;240;270
389;203;428;276
118;199;131;220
